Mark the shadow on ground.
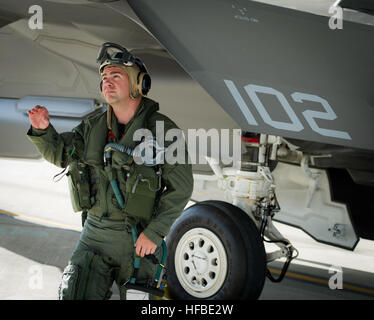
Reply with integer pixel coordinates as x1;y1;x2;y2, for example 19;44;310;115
0;213;80;272
1;212;373;300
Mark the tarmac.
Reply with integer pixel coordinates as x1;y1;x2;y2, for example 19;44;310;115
0;158;373;300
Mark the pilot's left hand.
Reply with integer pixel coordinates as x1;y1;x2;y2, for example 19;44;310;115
134;232;157;257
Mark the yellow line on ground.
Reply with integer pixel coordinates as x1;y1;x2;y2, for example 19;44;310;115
343;283;374;296
0;209;82;232
268;268;374;296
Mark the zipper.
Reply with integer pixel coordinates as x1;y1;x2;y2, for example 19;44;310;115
132;174;142;193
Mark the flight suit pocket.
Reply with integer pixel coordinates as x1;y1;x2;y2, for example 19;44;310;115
123;165;160;221
59;264;81;300
67;161;92;212
87;254;114;300
59;250;114;300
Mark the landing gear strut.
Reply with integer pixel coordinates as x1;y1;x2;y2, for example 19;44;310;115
166;132;297;299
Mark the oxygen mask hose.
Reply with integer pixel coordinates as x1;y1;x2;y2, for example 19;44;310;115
103;143;167;296
103;144;139;283
105;138;168;167
103;144;125;208
104;143;133;160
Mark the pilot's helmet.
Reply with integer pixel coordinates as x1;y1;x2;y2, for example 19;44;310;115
97;43;151;99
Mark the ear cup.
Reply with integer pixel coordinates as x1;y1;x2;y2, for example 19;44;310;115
137;72;151;95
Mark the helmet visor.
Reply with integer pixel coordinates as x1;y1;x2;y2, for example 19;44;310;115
97;42;136;73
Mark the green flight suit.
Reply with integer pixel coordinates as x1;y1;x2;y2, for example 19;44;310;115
27;97;194;299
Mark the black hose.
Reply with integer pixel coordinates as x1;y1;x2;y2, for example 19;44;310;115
260;214;295;283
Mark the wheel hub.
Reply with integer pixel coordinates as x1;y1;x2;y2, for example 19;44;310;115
174;228;228;298
191;251;208;274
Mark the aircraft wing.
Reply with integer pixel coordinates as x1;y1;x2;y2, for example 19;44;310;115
128;0;374;151
1;1;374;300
0;0;373;250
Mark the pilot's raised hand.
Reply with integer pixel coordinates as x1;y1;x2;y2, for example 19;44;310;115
27;105;50;130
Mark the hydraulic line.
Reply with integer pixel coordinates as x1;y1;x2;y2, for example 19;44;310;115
260;214;298;283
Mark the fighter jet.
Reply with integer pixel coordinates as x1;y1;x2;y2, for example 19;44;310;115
0;0;373;299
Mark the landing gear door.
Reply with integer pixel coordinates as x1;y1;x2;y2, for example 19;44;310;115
272;162;359;250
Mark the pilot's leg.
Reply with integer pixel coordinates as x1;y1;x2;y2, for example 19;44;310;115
58;242;115;300
58;218;117;300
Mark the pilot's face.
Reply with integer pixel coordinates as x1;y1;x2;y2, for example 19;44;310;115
101;66;131;104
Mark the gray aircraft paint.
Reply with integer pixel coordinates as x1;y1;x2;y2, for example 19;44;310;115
129;0;374;151
225;80;352;140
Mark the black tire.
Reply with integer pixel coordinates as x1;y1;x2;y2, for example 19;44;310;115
203;200;267;299
166;201;266;300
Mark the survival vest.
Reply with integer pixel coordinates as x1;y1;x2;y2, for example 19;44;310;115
66;98;166;223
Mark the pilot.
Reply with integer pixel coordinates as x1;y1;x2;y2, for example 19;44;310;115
26;42;193;299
